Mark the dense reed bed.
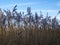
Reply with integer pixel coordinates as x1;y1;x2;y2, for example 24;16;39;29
0;5;60;45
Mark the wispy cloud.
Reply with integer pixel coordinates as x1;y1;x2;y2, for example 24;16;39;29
0;2;39;8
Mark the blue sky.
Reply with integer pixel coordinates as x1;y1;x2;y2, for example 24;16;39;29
0;0;60;19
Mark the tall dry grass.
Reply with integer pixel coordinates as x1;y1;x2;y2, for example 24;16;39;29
0;6;60;45
0;26;60;45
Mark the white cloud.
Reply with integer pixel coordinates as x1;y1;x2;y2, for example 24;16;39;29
56;2;60;6
19;9;60;20
17;9;58;16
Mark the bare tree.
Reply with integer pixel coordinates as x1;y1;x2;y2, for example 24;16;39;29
34;12;39;28
15;11;22;27
52;16;59;29
45;12;52;30
24;7;33;27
